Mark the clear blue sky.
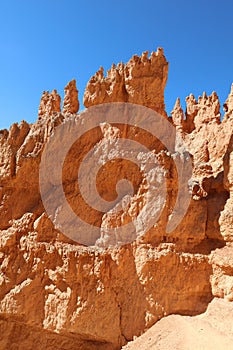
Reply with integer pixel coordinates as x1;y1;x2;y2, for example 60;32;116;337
0;0;232;129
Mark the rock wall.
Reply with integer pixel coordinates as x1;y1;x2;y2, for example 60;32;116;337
0;49;233;349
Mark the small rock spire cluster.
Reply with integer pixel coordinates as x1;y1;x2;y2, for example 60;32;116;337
171;90;222;132
169;85;232;179
83;47;169;116
38;89;61;118
38;79;79;118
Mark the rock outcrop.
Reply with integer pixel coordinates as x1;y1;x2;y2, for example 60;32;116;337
38;90;61;118
63;79;79;114
0;49;233;349
83;48;168;116
38;79;79;119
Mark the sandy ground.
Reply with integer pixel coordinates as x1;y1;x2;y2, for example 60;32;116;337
122;298;233;350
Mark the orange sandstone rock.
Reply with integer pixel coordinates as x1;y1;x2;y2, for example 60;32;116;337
0;49;233;349
38;89;61;118
83;48;168;116
63;79;79;114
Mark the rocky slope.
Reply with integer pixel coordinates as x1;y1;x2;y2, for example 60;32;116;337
123;298;233;350
0;48;233;349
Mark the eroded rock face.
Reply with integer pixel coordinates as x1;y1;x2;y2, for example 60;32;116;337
63;79;79;114
38;90;61;118
83;48;168;116
0;50;233;349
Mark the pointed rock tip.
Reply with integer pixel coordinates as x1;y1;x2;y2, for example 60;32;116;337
141;51;149;61
65;79;77;89
186;93;196;101
202;91;207;99
171;98;183;116
174;97;181;108
157;47;164;55
211;91;219;100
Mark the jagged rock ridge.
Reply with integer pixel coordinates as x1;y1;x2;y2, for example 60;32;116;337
0;49;233;349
